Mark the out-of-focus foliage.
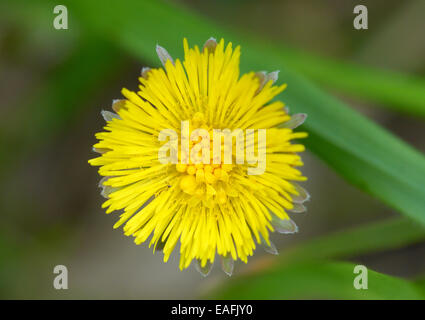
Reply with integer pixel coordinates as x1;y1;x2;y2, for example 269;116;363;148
0;1;125;173
1;0;424;299
1;38;124;172
280;217;425;264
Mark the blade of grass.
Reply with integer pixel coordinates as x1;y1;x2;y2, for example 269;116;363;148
283;217;425;263
64;0;425;225
277;47;425;117
207;260;425;299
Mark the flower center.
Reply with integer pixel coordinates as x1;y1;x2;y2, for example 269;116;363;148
176;112;236;205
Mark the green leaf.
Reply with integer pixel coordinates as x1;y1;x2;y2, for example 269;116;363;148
208;261;425;299
281;217;425;263
275;48;425;117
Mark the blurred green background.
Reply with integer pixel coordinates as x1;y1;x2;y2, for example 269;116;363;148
1;0;425;299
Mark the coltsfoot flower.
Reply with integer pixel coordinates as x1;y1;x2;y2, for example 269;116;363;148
89;38;309;276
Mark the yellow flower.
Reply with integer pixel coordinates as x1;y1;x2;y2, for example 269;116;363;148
89;38;309;276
